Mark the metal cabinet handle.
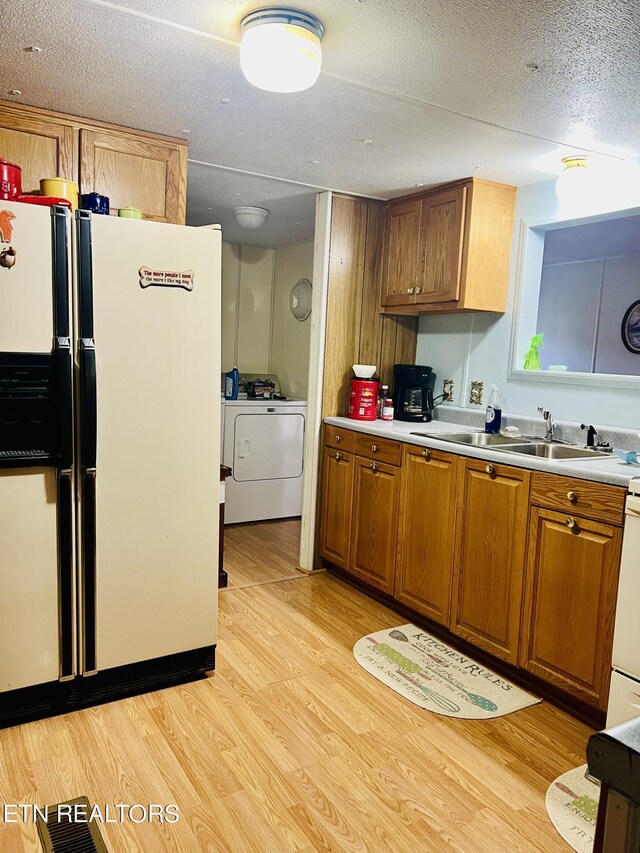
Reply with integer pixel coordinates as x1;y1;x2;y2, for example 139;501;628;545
422;448;430;459
370;462;378;472
371;444;378;452
335;435;342;442
334;451;342;461
407;287;415;295
567;490;577;503
566;517;577;529
415;287;422;294
486;464;495;476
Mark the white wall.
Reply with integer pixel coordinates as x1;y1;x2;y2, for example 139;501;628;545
416;163;640;429
270;241;314;399
221;243;274;374
221;240;313;398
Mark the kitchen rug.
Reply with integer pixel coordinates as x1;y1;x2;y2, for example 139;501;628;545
545;765;600;853
353;624;541;719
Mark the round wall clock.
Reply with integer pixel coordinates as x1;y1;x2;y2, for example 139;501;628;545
289;278;312;321
622;300;640;354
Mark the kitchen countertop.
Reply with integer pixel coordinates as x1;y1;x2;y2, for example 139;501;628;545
325;416;640;488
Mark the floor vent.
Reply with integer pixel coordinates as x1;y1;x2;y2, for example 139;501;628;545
37;797;108;853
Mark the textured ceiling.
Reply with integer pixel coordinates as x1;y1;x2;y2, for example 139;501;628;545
187;162;316;245
2;0;638;232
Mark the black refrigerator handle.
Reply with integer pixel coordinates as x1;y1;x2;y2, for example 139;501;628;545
51;206;75;679
57;468;75;681
76;210;98;675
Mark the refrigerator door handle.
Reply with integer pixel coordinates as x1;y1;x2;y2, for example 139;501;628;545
57;467;76;681
76;211;98;676
80;466;97;676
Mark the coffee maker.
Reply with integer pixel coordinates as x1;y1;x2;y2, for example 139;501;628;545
393;364;436;422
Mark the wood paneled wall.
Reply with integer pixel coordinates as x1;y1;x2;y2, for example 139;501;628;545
322;195;418;417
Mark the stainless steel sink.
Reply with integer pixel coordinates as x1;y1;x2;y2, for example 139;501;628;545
494;443;610;460
411;431;531;447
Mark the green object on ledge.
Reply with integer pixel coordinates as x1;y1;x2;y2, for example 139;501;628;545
524;334;544;370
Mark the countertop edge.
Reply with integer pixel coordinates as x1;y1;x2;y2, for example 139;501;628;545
324;416;636;488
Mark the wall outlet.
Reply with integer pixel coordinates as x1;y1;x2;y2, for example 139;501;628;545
443;379;454;402
469;380;484;405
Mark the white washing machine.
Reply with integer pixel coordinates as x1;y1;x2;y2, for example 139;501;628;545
222;399;307;524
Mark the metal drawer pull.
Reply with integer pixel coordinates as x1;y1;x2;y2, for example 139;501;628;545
370;462;378;472
415;287;422;294
422;448;430;459
566;517;577;529
486;464;495;476
407;287;415;295
371;444;378;452
567;490;577;503
335;435;342;442
334;451;342;461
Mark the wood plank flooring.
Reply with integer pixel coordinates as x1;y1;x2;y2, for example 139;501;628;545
0;571;593;852
224;519;305;589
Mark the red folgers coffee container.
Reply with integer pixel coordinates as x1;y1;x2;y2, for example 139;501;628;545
348;378;379;420
0;159;22;200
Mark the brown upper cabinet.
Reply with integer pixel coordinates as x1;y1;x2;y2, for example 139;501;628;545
381;178;516;314
80;129;187;223
0;101;187;224
0;108;77;192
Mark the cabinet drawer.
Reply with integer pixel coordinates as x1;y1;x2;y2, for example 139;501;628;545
324;426;356;453
530;472;625;526
355;433;402;466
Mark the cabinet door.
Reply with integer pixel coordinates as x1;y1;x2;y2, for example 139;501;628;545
417;186;466;304
520;507;621;709
79;128;187;223
451;459;530;664
396;446;458;625
381;199;422;307
0;108;77;192
320;448;355;569
350;457;400;593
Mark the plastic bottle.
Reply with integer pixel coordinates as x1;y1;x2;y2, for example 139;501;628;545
524;334;544;370
485;385;502;434
377;384;389;418
224;366;240;400
381;398;394;421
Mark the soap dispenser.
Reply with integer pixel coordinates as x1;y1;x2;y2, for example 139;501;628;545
485;385;502;434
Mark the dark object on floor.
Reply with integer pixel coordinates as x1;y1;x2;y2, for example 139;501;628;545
588;716;640;852
37;796;108;852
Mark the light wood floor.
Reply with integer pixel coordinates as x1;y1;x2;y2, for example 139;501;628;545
0;572;593;852
223;518;305;590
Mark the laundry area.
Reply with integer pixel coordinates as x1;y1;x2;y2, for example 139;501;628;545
210;178;315;588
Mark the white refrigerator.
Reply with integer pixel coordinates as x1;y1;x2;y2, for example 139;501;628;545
0;202;220;726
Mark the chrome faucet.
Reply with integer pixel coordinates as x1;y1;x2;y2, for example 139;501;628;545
538;406;555;441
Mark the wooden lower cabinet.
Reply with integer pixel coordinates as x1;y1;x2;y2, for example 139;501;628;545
520;507;622;709
319;447;354;569
349;456;400;594
395;446;458;625
450;459;530;664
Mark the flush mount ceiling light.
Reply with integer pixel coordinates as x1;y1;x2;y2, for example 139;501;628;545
240;7;324;93
234;206;270;228
556;154;589;201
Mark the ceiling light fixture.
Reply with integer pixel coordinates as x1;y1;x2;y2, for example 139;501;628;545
234;206;270;228
240;7;324;93
556;154;589;202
